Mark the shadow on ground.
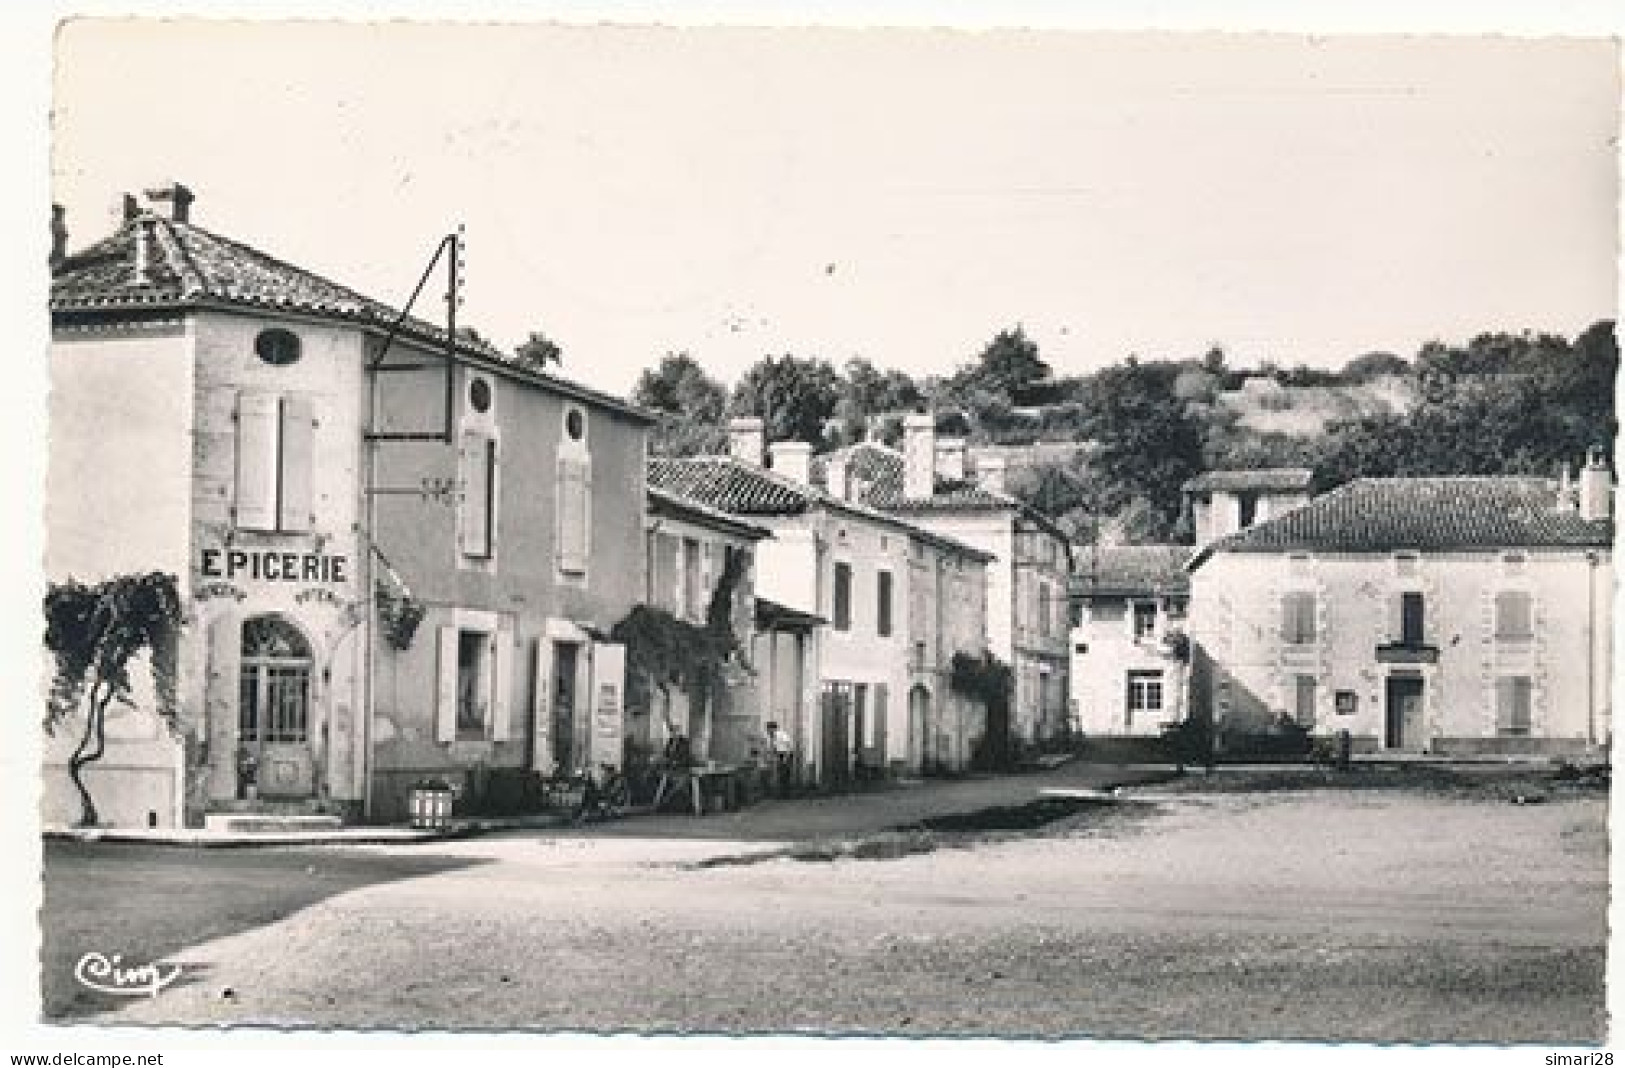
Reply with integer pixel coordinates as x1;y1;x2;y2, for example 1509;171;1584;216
40;840;488;1020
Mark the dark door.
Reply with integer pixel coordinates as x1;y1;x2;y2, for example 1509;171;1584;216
1385;675;1425;751
820;688;851;788
553;642;579;774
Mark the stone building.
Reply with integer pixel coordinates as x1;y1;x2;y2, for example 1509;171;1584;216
1185;460;1613;755
45;186;654;827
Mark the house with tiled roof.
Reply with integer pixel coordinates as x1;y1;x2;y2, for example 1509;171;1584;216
811;416;1073;755
46;184;654;829
1068;545;1192;738
647;420;995;781
1183;467;1314;547
1185;458;1613;756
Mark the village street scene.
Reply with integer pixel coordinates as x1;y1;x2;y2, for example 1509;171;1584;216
30;18;1617;1053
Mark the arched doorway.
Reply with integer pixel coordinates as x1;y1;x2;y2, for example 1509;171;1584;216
238;615;316;799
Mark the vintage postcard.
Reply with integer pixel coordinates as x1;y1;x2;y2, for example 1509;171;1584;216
16;5;1622;1061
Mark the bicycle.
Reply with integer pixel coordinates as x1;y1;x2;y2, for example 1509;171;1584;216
572;762;631;825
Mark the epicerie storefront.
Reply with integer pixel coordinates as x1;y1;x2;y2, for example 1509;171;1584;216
189;537;368;820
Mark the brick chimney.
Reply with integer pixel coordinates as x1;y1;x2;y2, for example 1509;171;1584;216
728;416;765;466
902;412;935;500
1579;447;1611;521
49;204;67;270
935;437;967;482
144;182;194;223
769;441;812;485
975;454;1007;495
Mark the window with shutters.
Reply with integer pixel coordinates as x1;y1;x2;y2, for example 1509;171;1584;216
557;456;591;576
234;392;315;533
1400;591;1426;646
435;615;510;744
1132;601;1157;640
1293;675;1317;727
876;570;894;637
1280;591;1316;645
459;432;497;560
1494;590;1533;642
1496;675;1533;736
833;562;852;631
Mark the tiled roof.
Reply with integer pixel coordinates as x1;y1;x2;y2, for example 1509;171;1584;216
647;456;813;517
50;212;653;422
1072;544;1193;597
647;485;771;540
1195;476;1613;562
1183;467;1315;494
647;455;994;562
755;597;825;631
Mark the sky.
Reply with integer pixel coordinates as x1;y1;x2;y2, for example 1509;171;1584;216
48;20;1621;398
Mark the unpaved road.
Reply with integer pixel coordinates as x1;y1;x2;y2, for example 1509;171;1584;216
48;787;1607;1042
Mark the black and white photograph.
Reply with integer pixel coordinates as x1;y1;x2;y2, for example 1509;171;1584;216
10;2;1622;1059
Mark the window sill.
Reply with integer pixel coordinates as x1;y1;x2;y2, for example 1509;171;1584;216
1375;642;1438;665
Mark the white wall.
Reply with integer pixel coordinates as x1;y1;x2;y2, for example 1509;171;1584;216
1188;548;1611;753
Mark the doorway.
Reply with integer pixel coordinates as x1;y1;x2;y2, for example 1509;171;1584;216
238;615;315;799
552;642;580;774
1384;674;1425;751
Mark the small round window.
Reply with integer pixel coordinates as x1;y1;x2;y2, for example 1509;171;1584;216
469;377;492;413
254;328;302;366
565;408;585;441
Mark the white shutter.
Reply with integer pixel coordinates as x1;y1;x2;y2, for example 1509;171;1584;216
435;625;458;743
531;639;555;772
460;432;493;559
278;396;315;532
234;392;279;531
558;458;589;574
490;628;513;742
589;642;626;769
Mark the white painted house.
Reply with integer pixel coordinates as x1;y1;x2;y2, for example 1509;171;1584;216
1069;545;1192;738
1186;459;1613;756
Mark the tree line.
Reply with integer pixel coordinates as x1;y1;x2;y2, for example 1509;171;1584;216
630;321;1618;546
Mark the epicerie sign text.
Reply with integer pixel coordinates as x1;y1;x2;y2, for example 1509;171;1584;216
201;548;348;584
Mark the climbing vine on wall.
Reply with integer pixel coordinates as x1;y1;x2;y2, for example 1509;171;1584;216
43;571;183;827
612;544;750;717
949;650;1013;708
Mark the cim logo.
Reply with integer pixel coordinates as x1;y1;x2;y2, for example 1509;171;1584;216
73;952;181;998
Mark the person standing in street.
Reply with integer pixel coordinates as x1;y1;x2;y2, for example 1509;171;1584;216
767;720;794;797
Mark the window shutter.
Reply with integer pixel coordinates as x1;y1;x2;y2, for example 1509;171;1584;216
435;626;459;743
234;392;279;531
873;683;889;765
460;432;493;559
589;642;626;769
278;396;315;532
558;457;589;574
531;639;555;772
490;628;513;742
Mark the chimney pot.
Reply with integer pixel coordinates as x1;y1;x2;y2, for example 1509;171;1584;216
975;455;1007;495
1579;449;1611;522
144;182;194;223
769;441;812;484
49;204;67;270
827;453;850;501
122;193;141;222
935;437;967;483
727;416;765;466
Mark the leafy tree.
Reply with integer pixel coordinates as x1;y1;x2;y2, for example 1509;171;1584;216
515;330;563;371
1341;351;1410;383
729;354;842;449
834;358;924;443
633;352;730;456
1074;359;1206;540
948;326;1051;405
1315;322;1617;489
43;572;183;827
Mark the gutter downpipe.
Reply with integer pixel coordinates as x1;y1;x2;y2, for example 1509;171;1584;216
1586;550;1598;749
